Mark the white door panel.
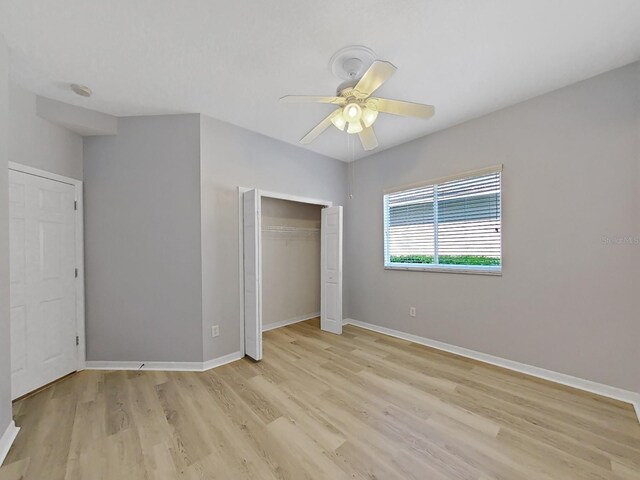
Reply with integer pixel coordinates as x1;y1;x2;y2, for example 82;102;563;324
321;206;343;334
243;189;262;360
9;170;77;399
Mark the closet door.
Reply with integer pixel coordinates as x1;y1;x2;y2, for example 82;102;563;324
321;206;343;335
243;189;262;360
9;169;77;399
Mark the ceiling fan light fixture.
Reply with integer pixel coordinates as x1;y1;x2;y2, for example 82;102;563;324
362;107;378;128
331;111;347;131
343;103;362;123
347;120;363;134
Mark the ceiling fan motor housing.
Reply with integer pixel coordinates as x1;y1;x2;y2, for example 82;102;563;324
337;83;358;97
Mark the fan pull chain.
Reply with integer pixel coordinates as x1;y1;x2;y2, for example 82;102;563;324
347;132;355;199
350;148;356;200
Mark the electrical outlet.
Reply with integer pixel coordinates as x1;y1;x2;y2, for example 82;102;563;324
409;307;416;317
211;325;220;338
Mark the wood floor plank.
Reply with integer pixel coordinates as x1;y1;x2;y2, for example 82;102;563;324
155;378;213;468
1;319;639;479
248;375;346;452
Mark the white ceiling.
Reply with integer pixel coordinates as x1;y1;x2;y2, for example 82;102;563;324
1;0;640;161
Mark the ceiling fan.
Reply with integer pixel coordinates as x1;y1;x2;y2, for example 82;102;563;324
280;49;435;151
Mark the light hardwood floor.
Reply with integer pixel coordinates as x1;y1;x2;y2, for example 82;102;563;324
1;319;639;479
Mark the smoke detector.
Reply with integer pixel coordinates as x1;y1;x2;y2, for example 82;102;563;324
70;84;92;97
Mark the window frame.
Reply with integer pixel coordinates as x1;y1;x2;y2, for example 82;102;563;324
383;165;503;276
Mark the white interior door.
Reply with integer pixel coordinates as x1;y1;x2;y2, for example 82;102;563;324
243;189;262;360
9;170;77;399
321;206;343;334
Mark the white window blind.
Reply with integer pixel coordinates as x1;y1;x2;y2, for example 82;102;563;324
384;168;502;273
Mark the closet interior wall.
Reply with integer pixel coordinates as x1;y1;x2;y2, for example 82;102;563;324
261;197;322;330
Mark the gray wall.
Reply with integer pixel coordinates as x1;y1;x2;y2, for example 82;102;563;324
9;83;83;180
0;34;12;435
82;113;345;364
262;198;321;328
345;62;640;393
83;115;203;362
200;115;347;361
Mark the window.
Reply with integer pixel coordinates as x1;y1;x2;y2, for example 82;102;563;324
384;166;502;274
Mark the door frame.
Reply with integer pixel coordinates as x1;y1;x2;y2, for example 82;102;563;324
8;162;86;372
237;187;332;357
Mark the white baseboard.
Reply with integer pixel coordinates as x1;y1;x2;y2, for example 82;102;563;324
262;312;320;332
344;318;640;422
202;351;244;371
85;351;243;373
0;421;19;467
85;360;203;371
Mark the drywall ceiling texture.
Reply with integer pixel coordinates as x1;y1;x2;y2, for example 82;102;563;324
261;198;322;328
9;83;83;180
83;114;204;362
1;1;640;161
345;62;640;393
0;33;12;436
200;115;347;361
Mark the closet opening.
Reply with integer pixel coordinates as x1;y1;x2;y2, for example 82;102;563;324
240;188;343;361
261;197;322;334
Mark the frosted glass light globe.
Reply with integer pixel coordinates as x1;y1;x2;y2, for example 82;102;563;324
343;103;362;123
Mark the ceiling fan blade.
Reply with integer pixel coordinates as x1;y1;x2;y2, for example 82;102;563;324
280;95;346;105
353;61;397;98
300;109;341;144
370;98;435;119
358;126;378;151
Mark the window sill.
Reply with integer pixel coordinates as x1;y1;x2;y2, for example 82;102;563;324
384;264;502;276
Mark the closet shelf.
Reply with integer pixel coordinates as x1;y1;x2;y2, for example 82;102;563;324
262;225;320;234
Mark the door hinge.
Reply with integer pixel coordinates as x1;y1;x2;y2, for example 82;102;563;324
74;201;77;210
75;268;78;278
75;335;79;346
